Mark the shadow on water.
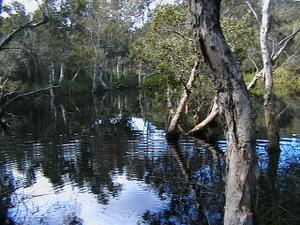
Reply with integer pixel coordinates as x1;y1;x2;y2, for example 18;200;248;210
0;91;299;225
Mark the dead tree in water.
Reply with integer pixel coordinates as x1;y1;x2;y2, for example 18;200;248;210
189;1;258;225
260;0;280;151
166;60;199;140
0;85;60;128
92;66;108;93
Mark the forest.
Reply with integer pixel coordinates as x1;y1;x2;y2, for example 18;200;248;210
0;0;299;225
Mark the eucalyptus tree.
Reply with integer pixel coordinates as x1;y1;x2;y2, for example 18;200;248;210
260;0;280;151
0;0;56;88
189;1;258;225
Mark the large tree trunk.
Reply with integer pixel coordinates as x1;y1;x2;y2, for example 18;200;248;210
189;1;258;225
260;0;280;151
188;15;299;136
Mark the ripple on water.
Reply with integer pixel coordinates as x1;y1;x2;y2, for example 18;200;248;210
0;115;299;225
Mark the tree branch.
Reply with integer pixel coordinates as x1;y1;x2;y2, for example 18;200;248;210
271;27;300;63
157;27;194;42
245;1;260;24
187;97;218;135
0;85;60;118
247;27;299;90
187;5;299;137
1;47;32;53
167;60;199;137
0;17;48;51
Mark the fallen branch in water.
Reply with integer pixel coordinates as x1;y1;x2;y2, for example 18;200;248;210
187;97;218;135
0;85;60;119
167;60;199;139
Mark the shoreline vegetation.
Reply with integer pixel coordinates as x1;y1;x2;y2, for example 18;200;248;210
0;1;299;225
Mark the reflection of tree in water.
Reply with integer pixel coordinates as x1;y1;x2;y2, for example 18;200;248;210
40;117;137;204
138;141;225;225
0;165;15;225
0;92;299;224
0;93;143;216
257;144;300;225
252;95;300;137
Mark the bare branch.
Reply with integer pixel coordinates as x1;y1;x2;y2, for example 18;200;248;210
71;69;81;82
0;17;48;51
0;85;60;118
1;47;32;53
245;1;260;24
157;27;194;42
247;69;264;90
0;78;10;96
271;27;300;62
277;27;300;47
167;60;199;136
247;27;300;90
276;104;290;120
278;51;298;67
187;97;218;135
248;56;259;73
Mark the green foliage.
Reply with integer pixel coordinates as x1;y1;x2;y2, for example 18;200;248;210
221;14;257;62
110;74;138;89
151;4;190;31
0;0;299;98
61;75;93;94
133;4;196;90
141;74;168;90
243;67;300;97
274;67;300;96
0;0;154;91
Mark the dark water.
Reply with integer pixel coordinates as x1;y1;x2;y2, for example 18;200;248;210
0;92;299;225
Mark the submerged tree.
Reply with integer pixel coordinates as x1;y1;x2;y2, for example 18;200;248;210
188;1;258;225
260;0;280;151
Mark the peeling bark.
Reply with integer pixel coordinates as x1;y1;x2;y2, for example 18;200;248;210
188;13;299;135
189;1;257;225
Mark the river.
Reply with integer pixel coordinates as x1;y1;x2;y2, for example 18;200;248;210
0;91;299;225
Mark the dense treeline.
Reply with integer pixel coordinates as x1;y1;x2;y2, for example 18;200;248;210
0;1;299;225
0;0;298;96
0;0;153;92
0;0;298;139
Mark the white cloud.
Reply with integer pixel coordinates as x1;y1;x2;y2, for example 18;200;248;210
3;0;40;13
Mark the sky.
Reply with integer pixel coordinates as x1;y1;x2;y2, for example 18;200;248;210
3;0;40;13
1;0;176;19
2;0;176;14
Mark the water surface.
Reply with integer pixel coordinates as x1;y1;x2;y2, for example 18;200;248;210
0;92;299;225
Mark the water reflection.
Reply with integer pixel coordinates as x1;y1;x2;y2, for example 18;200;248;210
0;92;299;225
